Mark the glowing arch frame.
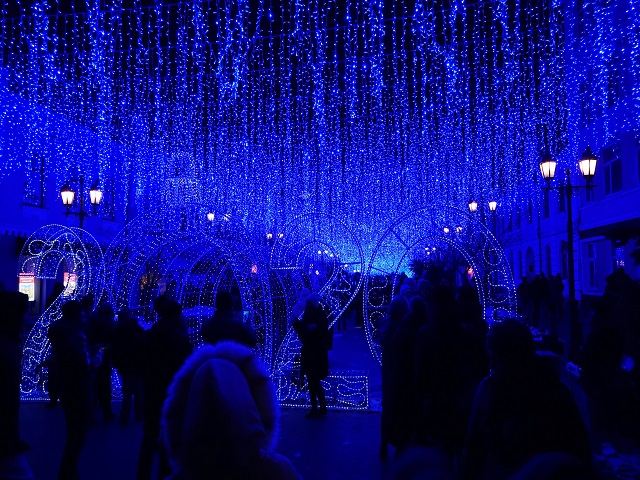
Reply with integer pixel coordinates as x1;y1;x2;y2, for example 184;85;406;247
269;212;367;409
363;205;516;365
101;205;275;367
18;225;103;397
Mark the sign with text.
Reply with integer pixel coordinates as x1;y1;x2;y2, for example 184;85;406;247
18;273;35;302
63;272;77;296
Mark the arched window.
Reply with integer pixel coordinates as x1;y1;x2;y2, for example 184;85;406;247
525;246;535;276
560;241;569;279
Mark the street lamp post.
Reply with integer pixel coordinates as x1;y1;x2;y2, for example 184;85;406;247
539;147;597;360
60;175;103;229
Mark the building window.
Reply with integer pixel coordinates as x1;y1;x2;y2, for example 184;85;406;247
587;243;597;289
546;244;553;276
560;241;569;279
23;155;45;207
518;250;523;279
510;250;514;276
558;186;565;212
603;142;622;195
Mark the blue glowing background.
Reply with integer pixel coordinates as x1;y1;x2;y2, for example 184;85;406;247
1;0;639;254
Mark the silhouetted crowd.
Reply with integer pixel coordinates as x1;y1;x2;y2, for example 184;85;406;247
379;276;594;479
516;272;565;333
0;286;295;480
3;268;640;479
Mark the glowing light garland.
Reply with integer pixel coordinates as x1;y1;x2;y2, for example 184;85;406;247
3;0;635;249
6;0;639;405
18;224;103;396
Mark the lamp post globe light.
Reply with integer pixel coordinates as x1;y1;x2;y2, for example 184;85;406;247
60;175;103;229
539;147;597;360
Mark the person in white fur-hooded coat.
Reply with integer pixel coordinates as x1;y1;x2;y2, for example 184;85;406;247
161;341;301;480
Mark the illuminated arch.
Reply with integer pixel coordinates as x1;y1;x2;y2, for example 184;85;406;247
18;225;103;396
102;205;275;366
363;205;516;365
269;213;366;407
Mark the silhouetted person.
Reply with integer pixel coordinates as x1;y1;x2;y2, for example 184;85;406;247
292;293;330;418
161;341;300;479
0;290;33;479
382;296;429;459
290;288;310;325
79;294;94;322
44;283;67;408
549;274;564;335
380;284;415;458
462;319;591;480
580;268;640;449
200;291;257;348
412;285;463;463
517;277;531;322
138;300;193;480
351;273;364;327
86;303;116;422
48;300;91;480
111;308;144;425
530;275;543;327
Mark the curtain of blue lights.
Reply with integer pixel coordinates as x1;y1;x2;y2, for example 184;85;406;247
1;0;638;246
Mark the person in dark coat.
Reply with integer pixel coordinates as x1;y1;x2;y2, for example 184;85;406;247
0;290;33;479
379;284;413;459
292;293;330;418
48;300;92;480
384;296;429;459
462;319;592;480
44;282;66;408
138;300;193;480
200;291;257;348
413;285;461;458
111;307;145;425
86;303;116;422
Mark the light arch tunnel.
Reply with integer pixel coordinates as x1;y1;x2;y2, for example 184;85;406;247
18;206;516;409
363;205;517;366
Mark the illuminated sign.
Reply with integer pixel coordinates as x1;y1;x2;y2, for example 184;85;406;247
18;273;35;302
63;272;77;296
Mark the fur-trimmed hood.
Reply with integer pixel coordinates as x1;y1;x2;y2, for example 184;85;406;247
162;341;281;478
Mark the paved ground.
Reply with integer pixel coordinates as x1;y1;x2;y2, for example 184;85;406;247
20;401;392;480
20;317;396;480
17;311;640;479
